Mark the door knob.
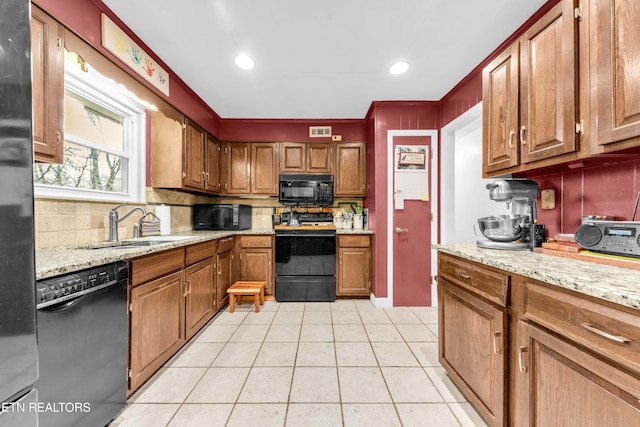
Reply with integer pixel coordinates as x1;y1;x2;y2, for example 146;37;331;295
395;227;408;233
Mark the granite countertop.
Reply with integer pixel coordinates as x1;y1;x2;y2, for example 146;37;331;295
36;229;274;280
433;243;640;311
36;227;375;280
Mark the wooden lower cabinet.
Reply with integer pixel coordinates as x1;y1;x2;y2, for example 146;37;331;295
336;234;371;296
438;252;640;426
515;321;640;426
184;258;215;341
216;238;234;309
239;235;274;296
438;277;507;426
129;270;185;393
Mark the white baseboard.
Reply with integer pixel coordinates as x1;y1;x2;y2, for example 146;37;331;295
370;294;392;308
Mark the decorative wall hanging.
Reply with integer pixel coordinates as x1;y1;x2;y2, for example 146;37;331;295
101;14;170;96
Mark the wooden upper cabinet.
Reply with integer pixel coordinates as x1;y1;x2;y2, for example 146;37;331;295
482;43;520;174
519;0;578;164
31;6;64;163
279;142;332;173
482;0;581;176
595;0;640;149
280;142;306;172
205;134;220;193
183;119;206;190
221;142;251;194
335;142;366;196
307;143;333;173
251;143;278;195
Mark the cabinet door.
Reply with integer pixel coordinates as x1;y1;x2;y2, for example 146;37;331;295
596;0;640;147
251;143;278;195
240;248;274;296
184;258;215;340
222;143;251;194
31;6;64;163
307;143;333;173
515;321;640;427
280;142;306;172
519;0;578;164
439;279;507;426
337;246;370;296
335;142;366;196
205;134;220;193
482;42;520;174
129;271;185;393
183;119;205;189
216;249;233;309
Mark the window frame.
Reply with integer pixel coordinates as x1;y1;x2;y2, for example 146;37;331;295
34;61;147;203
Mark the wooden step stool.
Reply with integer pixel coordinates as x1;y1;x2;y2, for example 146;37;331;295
227;281;266;313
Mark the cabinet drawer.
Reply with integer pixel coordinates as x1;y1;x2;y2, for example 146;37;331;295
522;281;640;374
217;236;235;253
239;235;272;248
130;248;185;286
338;235;370;247
438;254;509;307
185;240;216;265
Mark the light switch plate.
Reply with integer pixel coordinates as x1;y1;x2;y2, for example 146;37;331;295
541;189;556;209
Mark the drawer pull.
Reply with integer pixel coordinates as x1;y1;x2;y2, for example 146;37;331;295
454;268;471;280
518;346;528;373
580;322;631;344
493;331;501;354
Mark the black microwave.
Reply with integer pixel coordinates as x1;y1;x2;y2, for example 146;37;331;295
193;204;252;230
279;174;334;206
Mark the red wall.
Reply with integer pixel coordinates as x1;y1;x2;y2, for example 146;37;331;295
526;160;640;238
34;0;222;136
219;119;366;142
365;102;438;298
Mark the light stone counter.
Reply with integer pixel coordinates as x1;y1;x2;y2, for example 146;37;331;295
36;229;274;280
433;243;640;311
336;229;374;234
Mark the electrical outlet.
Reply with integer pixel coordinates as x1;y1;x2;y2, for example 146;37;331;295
541;189;556;209
331;135;342;141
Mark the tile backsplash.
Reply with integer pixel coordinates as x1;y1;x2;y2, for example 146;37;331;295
34;188;362;249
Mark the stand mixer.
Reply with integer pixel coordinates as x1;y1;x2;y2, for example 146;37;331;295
476;179;540;251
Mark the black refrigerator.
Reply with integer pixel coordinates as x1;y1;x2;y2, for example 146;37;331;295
0;0;40;426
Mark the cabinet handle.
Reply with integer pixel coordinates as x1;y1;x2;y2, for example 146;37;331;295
493;331;501;354
217;264;221;275
202;171;206;180
580;322;631;344
520;125;527;145
206;172;210;181
182;282;187;297
455;269;471;280
56;131;61;144
518;346;528;373
187;280;192;294
508;130;515;148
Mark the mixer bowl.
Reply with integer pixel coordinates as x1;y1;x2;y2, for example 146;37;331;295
477;214;529;242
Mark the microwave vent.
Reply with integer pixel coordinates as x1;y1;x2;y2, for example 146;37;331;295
309;126;332;138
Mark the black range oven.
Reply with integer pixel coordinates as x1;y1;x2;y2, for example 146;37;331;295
275;228;336;302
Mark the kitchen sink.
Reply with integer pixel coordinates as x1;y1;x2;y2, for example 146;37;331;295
78;235;195;250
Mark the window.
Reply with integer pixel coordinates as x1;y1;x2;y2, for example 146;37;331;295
34;56;146;202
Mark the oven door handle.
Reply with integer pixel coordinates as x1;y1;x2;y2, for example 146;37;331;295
276;232;336;238
38;295;85;312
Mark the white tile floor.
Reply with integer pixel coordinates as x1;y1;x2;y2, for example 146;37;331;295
110;299;487;427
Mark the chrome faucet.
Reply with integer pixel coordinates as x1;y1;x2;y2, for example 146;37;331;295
109;204;147;242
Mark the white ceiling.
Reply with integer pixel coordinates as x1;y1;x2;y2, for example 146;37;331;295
102;0;547;119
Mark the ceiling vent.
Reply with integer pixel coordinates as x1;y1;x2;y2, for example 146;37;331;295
309;126;332;138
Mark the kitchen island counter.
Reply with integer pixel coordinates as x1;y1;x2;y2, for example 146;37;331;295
433;243;640;311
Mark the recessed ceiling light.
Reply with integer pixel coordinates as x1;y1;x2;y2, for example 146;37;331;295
389;61;409;75
235;54;254;70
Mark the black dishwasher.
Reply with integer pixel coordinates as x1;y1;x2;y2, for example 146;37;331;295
275;229;336;302
35;261;128;427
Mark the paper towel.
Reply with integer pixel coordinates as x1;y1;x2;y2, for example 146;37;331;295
155;205;171;235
